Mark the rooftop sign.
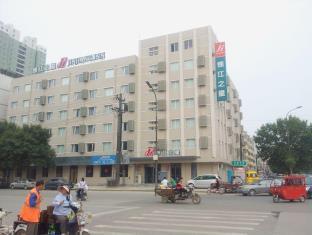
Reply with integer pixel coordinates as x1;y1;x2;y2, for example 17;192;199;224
32;52;105;74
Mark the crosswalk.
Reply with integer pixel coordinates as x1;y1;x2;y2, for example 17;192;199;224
91;208;274;235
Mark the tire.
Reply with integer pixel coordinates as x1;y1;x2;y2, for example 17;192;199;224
81;231;91;235
15;229;27;235
169;196;176;203
192;193;201;204
10;185;15;189
299;196;305;202
188;183;195;188
273;195;279;203
24;185;28;190
248;189;256;196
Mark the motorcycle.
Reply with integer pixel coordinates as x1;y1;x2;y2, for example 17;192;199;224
155;185;201;204
76;188;87;201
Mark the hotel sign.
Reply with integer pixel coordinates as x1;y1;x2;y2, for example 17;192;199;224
33;52;105;74
215;42;228;102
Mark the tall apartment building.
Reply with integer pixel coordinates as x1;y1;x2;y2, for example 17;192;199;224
242;131;257;169
0;21;46;78
6;26;243;185
0;74;12;121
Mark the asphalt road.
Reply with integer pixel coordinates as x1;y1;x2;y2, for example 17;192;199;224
1;189;312;235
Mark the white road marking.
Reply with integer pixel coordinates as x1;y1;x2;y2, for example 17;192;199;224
162;208;273;215
129;216;260;226
141;213;265;221
153;210;268;218
113;220;255;231
94;224;247;235
92;207;139;217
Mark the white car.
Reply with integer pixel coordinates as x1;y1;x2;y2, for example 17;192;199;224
187;174;222;188
10;179;35;189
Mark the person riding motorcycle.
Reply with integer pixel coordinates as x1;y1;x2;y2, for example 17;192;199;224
77;178;88;200
176;178;187;197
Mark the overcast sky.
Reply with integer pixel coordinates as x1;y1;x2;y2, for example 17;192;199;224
1;0;311;135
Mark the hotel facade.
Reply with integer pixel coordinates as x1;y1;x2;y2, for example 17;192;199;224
6;26;244;185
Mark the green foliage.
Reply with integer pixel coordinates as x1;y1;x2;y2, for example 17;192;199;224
0;121;55;169
254;116;312;174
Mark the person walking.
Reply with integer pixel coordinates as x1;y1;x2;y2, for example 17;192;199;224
19;179;45;235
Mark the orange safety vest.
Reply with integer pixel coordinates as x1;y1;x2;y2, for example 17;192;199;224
19;187;41;223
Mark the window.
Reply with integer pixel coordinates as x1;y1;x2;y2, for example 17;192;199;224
88;125;96;134
171;119;181;129
86;143;95;152
104;105;113;114
184;39;193;49
171;80;180;90
47;96;54;104
73;109;80;117
24;84;31;92
123;122;128;131
105;69;114;79
185;118;195;128
170;100;180;109
186;139;196;149
9;116;17;123
103;142;113;154
170;42;179;52
184;60;194;70
184;78;194;88
88;107;96;116
46;112;53;120
122;141;128;150
71;144;79;152
149;46;158;56
104;87;114;97
21;115;28;124
58;127;66;136
56;166;63;177
47;129;52;136
103;123;113;133
56;145;65;153
23;100;30;108
100;165;112;177
11;101;17;109
32;113;39;121
62;77;69;86
59;110;67;120
48;79;56;88
170;62;179;72
121;66;129;75
75;74;84;82
60;94;69;103
90;71;98;80
171;140;181;150
42;167;48;178
35;82;41;89
119;165;129;177
74;92;81;101
86;166;93;177
72;126;80;135
34;98;40;106
89;90;97;99
149;64;157;74
185;98;195;108
14;86;20;94
121;85;129;94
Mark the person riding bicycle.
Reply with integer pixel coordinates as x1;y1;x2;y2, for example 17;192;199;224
77;178;88;199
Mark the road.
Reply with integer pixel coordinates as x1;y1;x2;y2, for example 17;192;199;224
1;189;312;235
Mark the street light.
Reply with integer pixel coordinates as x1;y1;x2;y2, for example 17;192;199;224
145;81;158;188
286;106;302;120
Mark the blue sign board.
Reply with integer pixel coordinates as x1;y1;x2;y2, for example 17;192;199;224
215;42;228;102
91;155;117;165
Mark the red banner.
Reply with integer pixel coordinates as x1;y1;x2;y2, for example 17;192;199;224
215;42;225;58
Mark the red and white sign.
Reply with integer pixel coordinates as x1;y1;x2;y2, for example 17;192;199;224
215;42;226;58
144;147;155;157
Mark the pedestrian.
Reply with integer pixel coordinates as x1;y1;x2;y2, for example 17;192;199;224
161;177;168;188
169;177;176;188
19;179;45;235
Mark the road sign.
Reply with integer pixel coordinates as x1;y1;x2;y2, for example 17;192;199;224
232;160;247;167
144;147;155;157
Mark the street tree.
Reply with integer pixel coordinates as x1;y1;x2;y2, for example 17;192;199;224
254;116;312;174
0;121;55;170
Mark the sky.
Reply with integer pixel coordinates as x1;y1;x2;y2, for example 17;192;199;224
1;0;311;135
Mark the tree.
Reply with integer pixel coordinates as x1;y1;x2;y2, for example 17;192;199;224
0;121;55;170
254;116;312;174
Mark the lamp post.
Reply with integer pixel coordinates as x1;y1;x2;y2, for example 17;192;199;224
145;81;158;188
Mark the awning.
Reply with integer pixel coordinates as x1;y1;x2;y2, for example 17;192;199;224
54;155;117;166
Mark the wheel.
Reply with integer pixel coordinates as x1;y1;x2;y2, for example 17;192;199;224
192;193;201;204
10;185;15;189
81;231;91;235
299;196;305;202
169;196;176;203
248;189;256;196
188;183;195;188
14;229;27;235
24;185;28;190
273;195;279;203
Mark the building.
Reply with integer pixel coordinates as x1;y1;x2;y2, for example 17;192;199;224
241;131;257;169
0;74;12;121
6;26;243;185
0;21;46;78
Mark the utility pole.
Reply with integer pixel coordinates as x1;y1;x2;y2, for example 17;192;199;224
112;93;126;185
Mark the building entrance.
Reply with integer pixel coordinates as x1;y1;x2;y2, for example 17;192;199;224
69;166;78;183
171;163;181;181
144;164;161;184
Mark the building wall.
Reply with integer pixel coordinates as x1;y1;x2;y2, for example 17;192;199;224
0;74;12;120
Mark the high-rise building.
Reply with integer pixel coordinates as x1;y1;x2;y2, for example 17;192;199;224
0;74;12;121
0;21;46;78
6;26;244;185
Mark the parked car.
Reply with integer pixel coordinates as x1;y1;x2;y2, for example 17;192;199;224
45;178;73;190
187;174;222;188
240;179;282;196
10;179;35;189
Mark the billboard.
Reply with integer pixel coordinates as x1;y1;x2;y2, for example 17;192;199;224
215;42;228;101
